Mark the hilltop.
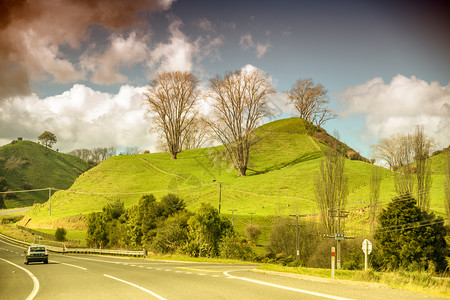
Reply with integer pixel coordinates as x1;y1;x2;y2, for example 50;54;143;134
19;118;448;233
0;140;90;208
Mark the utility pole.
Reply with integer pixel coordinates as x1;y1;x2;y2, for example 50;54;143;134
218;182;221;213
325;209;352;269
289;214;306;262
249;212;255;225
228;209;238;227
212;180;223;213
48;187;52;216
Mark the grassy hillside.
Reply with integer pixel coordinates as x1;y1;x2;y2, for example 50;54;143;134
0;140;90;208
20;118;449;237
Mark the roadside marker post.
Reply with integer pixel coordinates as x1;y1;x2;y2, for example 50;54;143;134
362;239;372;271
331;247;335;279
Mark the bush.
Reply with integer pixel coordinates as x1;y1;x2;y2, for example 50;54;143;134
268;218;324;267
347;150;362;161
55;227;67;242
5;156;27;173
220;235;254;261
245;224;261;244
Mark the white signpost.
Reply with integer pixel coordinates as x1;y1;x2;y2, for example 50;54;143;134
362;239;372;271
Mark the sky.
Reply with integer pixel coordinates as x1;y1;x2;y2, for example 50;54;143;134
0;0;449;159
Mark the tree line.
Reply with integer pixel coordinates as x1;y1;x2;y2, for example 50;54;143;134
86;194;254;259
69;146;117;165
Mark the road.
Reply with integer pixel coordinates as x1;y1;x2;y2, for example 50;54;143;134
0;237;443;300
0;207;31;217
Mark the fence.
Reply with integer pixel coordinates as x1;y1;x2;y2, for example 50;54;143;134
0;232;144;257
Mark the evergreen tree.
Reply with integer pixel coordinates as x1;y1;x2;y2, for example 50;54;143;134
373;193;448;272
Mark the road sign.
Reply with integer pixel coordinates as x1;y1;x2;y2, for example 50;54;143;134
362;239;372;254
335;233;345;241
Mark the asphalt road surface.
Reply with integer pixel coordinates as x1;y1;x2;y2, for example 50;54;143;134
0;237;443;300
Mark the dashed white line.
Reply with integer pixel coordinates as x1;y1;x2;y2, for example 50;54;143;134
104;274;166;300
61;262;88;270
0;257;39;300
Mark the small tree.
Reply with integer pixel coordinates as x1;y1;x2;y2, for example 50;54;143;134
38;131;57;148
55;227;67;242
373;193;448;272
285;78;335;127
187;203;232;257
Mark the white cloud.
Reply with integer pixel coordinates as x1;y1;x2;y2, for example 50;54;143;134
340;74;450;149
239;34;272;58
84;32;151;84
149;19;199;73
0;84;158;152
22;30;85;83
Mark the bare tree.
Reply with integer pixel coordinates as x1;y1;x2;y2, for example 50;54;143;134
412;126;433;210
373;134;405;170
207;67;275;176
394;134;415;195
69;148;91;161
144;71;200;159
375;127;434;209
182;118;211;150
69;146;116;164
285;78;335;127
122;146;141;155
315;140;348;234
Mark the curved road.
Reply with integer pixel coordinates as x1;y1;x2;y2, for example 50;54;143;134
0;237;443;299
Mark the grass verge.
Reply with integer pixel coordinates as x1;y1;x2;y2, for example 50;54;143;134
258;264;450;298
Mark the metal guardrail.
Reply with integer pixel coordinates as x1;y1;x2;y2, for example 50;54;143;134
0;232;144;257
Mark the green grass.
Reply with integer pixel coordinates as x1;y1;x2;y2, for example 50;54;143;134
18;118;449;239
258;264;450;298
0;140;90;207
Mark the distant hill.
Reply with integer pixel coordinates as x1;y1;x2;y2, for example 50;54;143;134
0;140;90;208
19;118;447;232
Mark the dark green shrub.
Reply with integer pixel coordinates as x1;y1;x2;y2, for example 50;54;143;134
55;227;67;242
220;235;254;261
373;193;448;272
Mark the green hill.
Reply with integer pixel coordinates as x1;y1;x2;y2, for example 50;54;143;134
0;140;90;208
19;118;448;235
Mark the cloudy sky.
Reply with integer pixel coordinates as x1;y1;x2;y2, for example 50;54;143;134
1;0;449;158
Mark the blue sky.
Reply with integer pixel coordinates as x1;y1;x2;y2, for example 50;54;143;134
0;0;449;158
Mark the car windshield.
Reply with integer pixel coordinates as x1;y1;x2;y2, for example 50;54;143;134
30;247;45;251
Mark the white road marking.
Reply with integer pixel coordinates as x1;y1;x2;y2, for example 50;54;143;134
0;258;39;300
223;270;354;300
62;262;88;270
49;260;87;270
104;274;166;300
